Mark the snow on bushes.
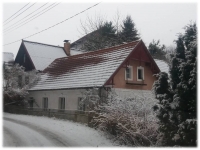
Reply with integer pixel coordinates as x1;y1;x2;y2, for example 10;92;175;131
80;88;159;146
3;63;40;105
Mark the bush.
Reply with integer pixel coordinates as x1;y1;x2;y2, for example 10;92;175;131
90;89;159;146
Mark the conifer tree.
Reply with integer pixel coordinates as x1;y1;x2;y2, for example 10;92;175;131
148;40;166;61
83;21;117;51
121;15;140;42
153;23;197;146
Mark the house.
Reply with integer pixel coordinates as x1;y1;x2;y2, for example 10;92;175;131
3;52;14;89
15;40;82;71
3;52;14;66
27;40;164;110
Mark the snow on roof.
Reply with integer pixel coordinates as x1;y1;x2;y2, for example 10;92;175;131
29;40;140;91
23;40;81;71
154;59;169;74
70;49;84;55
23;41;67;71
3;52;14;62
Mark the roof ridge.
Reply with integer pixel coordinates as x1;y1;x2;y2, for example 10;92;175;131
55;40;141;61
22;40;64;48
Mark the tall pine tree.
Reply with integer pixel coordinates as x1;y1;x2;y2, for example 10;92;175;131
121;15;140;42
153;23;197;146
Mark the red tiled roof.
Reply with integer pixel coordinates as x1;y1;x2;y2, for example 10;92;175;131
30;40;141;90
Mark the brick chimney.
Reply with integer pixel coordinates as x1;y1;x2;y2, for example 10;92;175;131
63;40;70;56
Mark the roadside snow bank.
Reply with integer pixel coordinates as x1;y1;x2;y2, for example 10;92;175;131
3;113;116;147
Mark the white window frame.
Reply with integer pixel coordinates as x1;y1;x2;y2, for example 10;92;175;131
125;66;133;80
59;97;65;110
137;66;144;81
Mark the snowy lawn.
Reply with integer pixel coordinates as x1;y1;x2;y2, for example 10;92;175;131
3;113;118;147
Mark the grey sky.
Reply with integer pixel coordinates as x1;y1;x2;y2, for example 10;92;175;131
3;2;197;58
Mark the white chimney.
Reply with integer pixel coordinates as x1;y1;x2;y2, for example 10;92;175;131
63;40;70;56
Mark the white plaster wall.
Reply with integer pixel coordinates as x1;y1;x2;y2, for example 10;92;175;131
28;89;85;110
27;88;157;110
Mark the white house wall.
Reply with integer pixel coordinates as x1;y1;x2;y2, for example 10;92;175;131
28;89;85;110
27;88;156;110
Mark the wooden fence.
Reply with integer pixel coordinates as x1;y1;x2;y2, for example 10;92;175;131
4;105;94;126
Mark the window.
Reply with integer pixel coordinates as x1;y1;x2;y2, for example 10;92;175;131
125;66;133;80
59;97;65;109
18;75;22;87
43;97;48;109
78;97;85;111
24;54;26;63
25;76;29;85
137;67;144;81
29;97;34;108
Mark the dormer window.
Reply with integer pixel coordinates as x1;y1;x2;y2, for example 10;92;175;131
137;66;144;81
125;66;133;80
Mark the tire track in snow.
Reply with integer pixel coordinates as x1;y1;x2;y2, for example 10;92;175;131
4;120;53;147
3;126;23;147
4;117;78;147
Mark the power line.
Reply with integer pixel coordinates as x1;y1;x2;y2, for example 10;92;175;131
4;2;49;32
4;3;37;26
4;2;30;23
3;2;101;46
4;3;59;34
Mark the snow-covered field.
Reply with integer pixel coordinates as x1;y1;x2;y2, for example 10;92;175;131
3;113;116;147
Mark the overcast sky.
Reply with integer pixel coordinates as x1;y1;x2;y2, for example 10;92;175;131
2;1;197;58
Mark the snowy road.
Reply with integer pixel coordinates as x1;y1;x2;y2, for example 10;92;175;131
3;113;115;147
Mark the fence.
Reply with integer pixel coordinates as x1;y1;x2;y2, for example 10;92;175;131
4;105;94;126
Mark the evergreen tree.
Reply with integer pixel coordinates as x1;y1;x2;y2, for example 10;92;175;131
170;36;185;90
148;40;166;61
153;23;197;146
121;15;140;42
83;21;117;51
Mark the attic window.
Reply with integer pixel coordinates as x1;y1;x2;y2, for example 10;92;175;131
24;54;26;63
125;66;133;80
137;66;144;81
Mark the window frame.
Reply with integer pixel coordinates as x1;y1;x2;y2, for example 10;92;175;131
125;66;133;80
29;97;34;108
78;97;85;111
43;97;48;109
18;75;22;88
25;76;29;85
59;97;65;110
24;54;26;63
137;66;144;81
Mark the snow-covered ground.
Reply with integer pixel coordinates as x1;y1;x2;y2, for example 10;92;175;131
3;113;116;147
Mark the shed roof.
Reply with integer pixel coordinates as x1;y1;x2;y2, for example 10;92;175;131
29;40;141;91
